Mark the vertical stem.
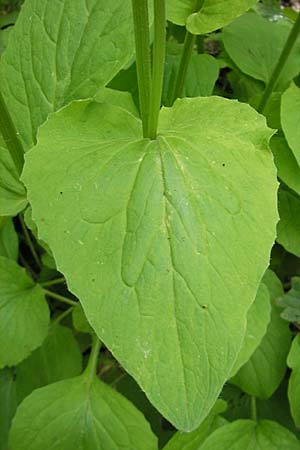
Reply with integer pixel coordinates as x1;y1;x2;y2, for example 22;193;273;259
258;13;300;113
19;214;41;269
251;396;257;421
0;91;24;175
131;0;152;137
148;0;166;139
171;0;204;104
85;336;102;386
171;31;196;103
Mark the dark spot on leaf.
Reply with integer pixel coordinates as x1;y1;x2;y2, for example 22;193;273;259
201;305;208;310
222;163;225;167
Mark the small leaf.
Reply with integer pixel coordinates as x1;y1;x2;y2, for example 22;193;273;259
0;256;50;368
223;13;300;90
166;0;256;35
199;419;300;450
0;0;138;150
230;282;271;377
0;368;17;450
0;145;27;216
287;335;300;427
9;374;157;450
270;136;300;197
281;82;300;167
72;305;93;334
231;271;291;398
23;97;278;430
277;188;300;257
15;323;82;403
0;217;18;260
278;277;300;327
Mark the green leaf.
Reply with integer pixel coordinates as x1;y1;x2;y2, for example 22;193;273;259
0;216;18;260
0;368;17;450
72;304;93;334
9;374;157;450
166;0;256;35
281;82;300;167
22;97;278;431
223;13;300;90
287;334;300;428
231;271;291;398
230;283;271;377
278;278;300;326
163;51;219;106
277;188;300;257
94;88;138;117
0;0;137;150
270;136;300;196
0;145;27;216
15;323;82;403
0;256;49;368
199;419;300;450
162;400;227;450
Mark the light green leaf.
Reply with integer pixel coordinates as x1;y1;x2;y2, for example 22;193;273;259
0;0;137;150
162;400;227;450
231;271;291;398
9;374;157;450
22;97;278;431
277;189;300;257
15;323;82;403
94;88;138;117
163;52;219;106
0;145;27;216
0;368;17;450
287;335;300;427
281;82;300;167
0;217;18;260
230;283;271;377
72;304;93;334
270;136;300;196
166;0;256;35
199;419;300;450
223;13;300;90
0;256;49;368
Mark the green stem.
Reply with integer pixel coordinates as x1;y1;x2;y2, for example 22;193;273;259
251;396;257;421
0;91;24;175
148;0;166;139
19;214;41;269
171;0;204;104
43;289;77;306
40;277;65;288
258;13;300;113
53;306;75;325
131;0;152;137
85;336;102;386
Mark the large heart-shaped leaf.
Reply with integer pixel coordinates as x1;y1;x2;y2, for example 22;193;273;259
166;0;256;35
287;335;300;428
0;0;137;151
22;97;278;430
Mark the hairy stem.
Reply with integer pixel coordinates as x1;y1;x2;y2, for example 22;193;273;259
85;336;102;386
40;277;66;288
251;396;257;421
131;0;152;137
148;0;166;139
258;13;300;113
0;91;24;175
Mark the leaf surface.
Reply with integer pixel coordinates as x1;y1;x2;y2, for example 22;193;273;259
0;217;18;260
0;256;49;368
271;136;300;196
0;368;17;450
166;0;256;34
9;374;157;450
281;82;300;167
230;282;271;377
15;323;82;402
22;97;278;430
231;271;291;398
199;419;300;450
223;13;300;90
287;335;300;427
277;189;300;257
0;0;137;150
